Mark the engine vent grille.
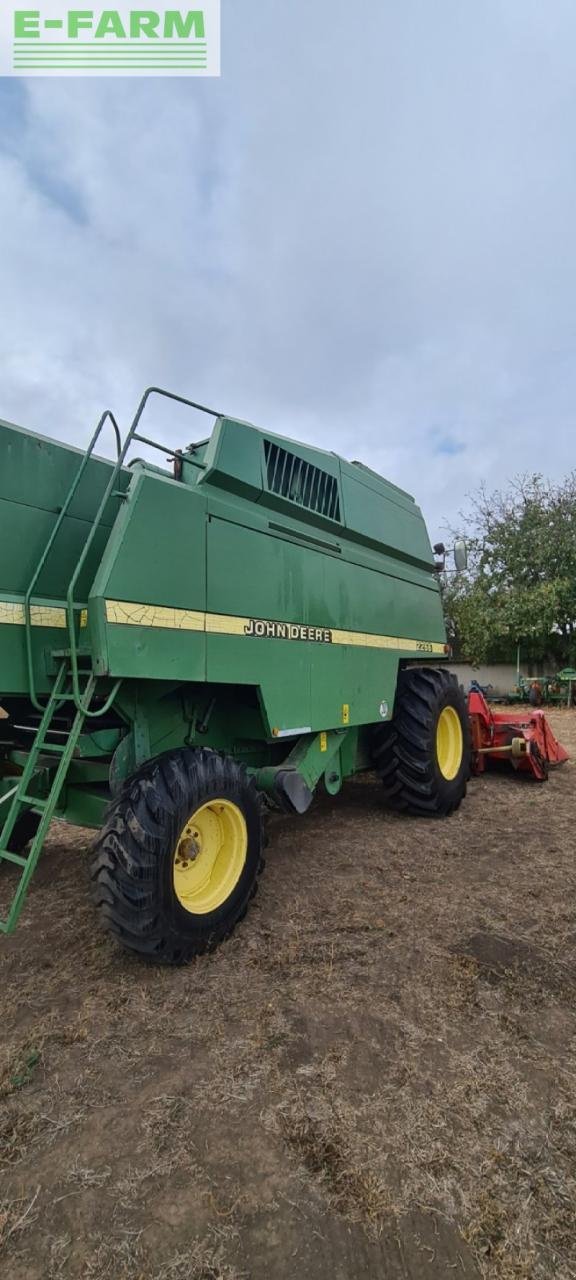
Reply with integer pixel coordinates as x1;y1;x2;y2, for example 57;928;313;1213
263;441;341;522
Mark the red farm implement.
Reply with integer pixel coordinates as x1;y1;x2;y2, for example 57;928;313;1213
468;687;569;782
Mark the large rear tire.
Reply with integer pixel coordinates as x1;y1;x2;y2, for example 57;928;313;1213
372;667;470;816
91;748;264;964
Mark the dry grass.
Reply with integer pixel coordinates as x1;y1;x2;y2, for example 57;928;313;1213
0;1107;44;1169
278;1103;394;1226
1;708;576;1277
0;1186;41;1250
150;1238;245;1280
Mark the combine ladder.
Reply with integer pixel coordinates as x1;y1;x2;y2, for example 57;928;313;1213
0;387;222;936
0;661;97;934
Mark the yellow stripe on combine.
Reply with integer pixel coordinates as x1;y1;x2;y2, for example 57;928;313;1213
104;599;446;656
331;628;441;652
205;611;248;636
0;602;67;629
105;600;204;632
0;595;446;656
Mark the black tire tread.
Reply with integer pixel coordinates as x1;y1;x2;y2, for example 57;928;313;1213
372;666;470;817
90;747;264;964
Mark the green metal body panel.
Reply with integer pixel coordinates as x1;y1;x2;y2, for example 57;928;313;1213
81;418;445;737
0;417;128;599
0;396;448;866
0;417;129;694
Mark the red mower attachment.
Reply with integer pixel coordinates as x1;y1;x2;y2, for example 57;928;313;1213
468;687;569;781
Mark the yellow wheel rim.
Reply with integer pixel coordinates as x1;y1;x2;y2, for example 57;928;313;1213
436;706;463;781
173;799;247;915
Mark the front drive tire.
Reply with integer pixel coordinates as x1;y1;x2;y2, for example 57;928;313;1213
91;748;264;964
372;666;470;816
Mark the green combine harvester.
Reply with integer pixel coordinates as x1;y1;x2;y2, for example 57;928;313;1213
0;388;470;963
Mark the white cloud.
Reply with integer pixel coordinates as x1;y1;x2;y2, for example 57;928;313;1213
0;0;575;539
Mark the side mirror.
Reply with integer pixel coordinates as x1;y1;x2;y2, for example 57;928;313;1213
454;539;468;572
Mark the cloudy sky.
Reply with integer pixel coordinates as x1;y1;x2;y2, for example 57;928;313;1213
1;0;575;537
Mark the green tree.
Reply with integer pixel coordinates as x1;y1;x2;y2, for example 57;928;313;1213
443;474;576;666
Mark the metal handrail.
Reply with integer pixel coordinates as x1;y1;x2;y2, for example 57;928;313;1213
65;387;223;716
24;387;222;718
24;409;122;711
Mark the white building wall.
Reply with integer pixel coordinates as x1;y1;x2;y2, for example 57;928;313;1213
447;662;546;694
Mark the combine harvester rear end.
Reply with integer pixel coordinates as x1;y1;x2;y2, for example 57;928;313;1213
0;388;569;964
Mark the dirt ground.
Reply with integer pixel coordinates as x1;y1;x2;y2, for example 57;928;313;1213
1;709;576;1280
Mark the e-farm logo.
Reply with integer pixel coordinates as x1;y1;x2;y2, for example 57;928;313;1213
0;0;220;75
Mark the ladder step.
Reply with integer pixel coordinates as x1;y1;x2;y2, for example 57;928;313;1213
52;649;92;660
0;849;28;868
0;659;99;935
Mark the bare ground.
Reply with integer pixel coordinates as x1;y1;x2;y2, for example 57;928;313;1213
1;709;576;1280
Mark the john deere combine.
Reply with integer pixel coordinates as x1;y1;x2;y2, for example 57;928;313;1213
0;387;471;962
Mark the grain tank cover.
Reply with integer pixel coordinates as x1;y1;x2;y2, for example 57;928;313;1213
196;416;434;571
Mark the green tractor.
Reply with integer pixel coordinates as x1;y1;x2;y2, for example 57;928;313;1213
0;388;470;963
